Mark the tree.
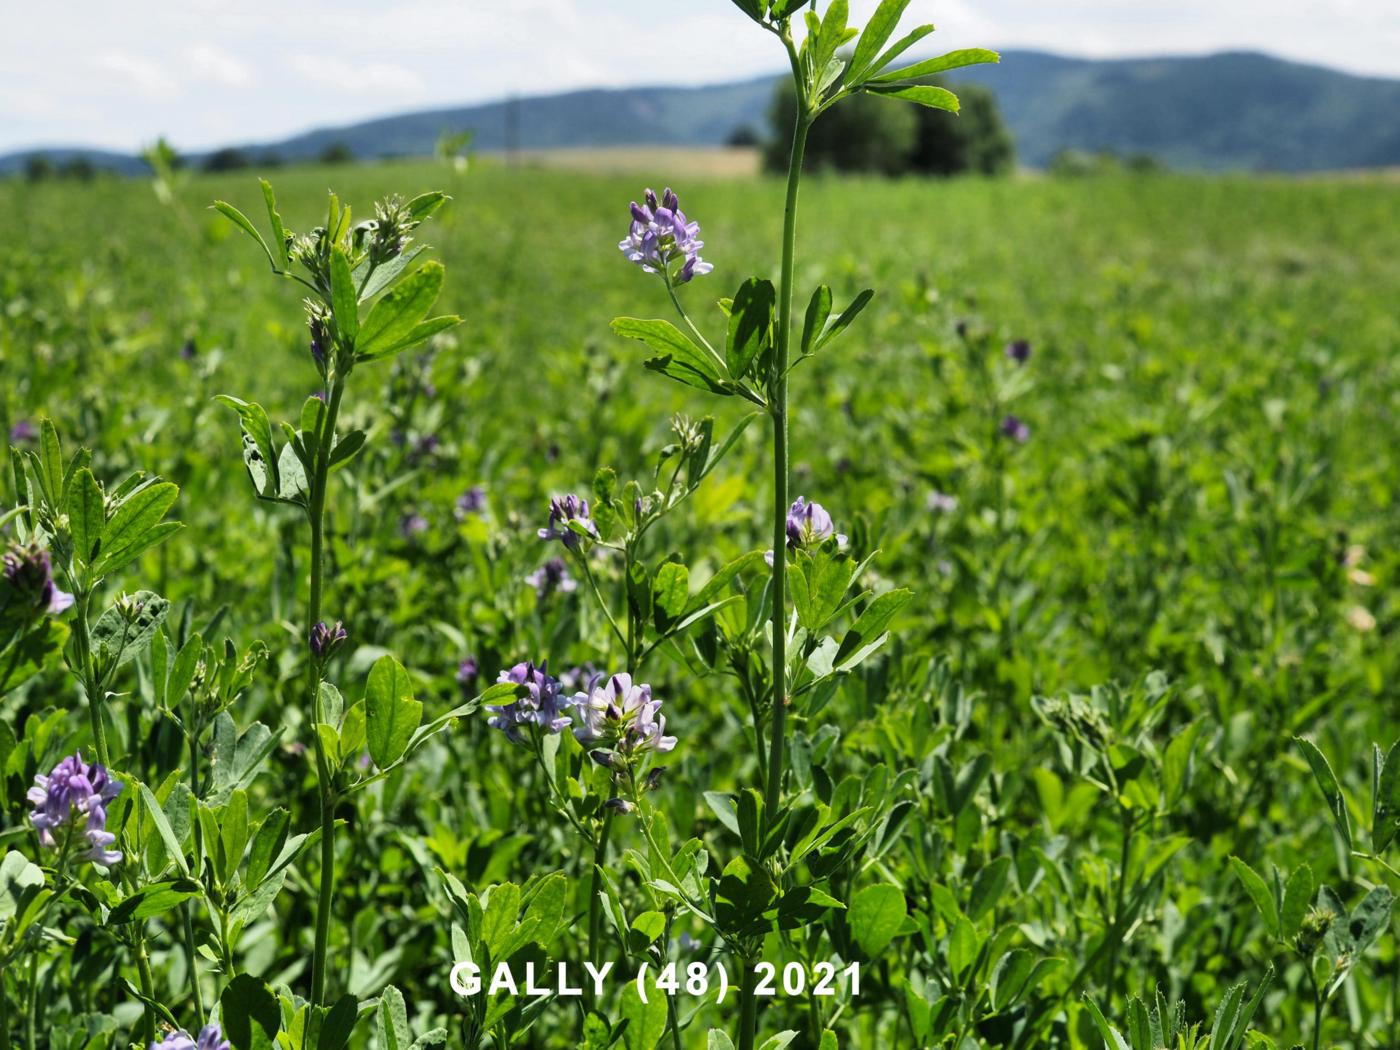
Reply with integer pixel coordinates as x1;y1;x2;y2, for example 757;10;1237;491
23;154;53;183
764;76;1014;177
764;86;916;175
318;142;354;166
909;82;1015;176
203;147;251;173
726;125;762;148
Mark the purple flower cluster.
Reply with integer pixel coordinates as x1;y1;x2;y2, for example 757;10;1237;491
1004;339;1031;364
619;187;713;284
456;656;479;691
999;414;1030;443
486;661;574;742
538;494;598;550
927;490;959;514
786;497;845;551
399;512;429;539
485;663;676;756
28;752;123;866
150;1023;230;1050
3;542;74;615
9;419;38;443
310;620;348;659
526;556;577;599
572;672;676;755
455;486;487;520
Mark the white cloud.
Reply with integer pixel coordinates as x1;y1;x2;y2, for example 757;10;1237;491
288;54;427;96
94;51;180;100
187;44;253;87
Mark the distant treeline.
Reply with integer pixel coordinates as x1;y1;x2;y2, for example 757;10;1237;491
16;141;360;182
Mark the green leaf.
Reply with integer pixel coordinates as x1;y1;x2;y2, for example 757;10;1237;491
967;855;1012;921
1280;865;1313;940
0;620;69;697
867;48;1001;84
245;808;290;889
1229;856;1278;939
1082;996;1131;1050
1374;739;1400;852
652;562;690;632
99;482;178;568
221;974;281;1050
481;882;521;958
0;850;45;923
835;588;912;665
107;879;200;924
1295;736;1352;850
317;995;359;1050
611;317;729;395
863;24;936;80
357;261;444;359
36;418;64;506
259;180;289;269
140;782;189;876
708;1033;737;1050
726;277;775;381
814;289;874;353
213;201;278;271
620;974;669;1050
848;883;906;956
365;655;422;769
67;467;104;565
406;191;448;223
215;395;280;500
91;592;170;670
849;0;911;82
376;986;412;1050
867;83;961;113
800;285;832;358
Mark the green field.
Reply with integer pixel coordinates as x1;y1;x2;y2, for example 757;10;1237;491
3;160;1399;1048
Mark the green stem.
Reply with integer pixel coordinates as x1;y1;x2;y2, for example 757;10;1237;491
763;50;810;829
663;277;727;374
738;958;760;1050
579;556;628;661
309;376;346;1007
587;805;615;1009
25;951;37;1050
0;968;9;1050
184;713;206;1018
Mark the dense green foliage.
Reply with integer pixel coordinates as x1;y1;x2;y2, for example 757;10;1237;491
2;153;1399;1050
764;80;1014;176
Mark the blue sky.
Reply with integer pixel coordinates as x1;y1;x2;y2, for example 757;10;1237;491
2;0;1397;152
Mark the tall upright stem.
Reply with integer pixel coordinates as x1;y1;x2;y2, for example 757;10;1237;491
309;377;346;1006
763;80;810;827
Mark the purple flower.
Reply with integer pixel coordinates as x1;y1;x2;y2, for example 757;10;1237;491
1004;339;1031;364
455;486;487;520
785;496;845;550
308;306;331;373
3;542;74;615
9;419;38;443
571;673;676;755
456;657;479;690
310;620;348;659
409;435;440;463
619;187;713;284
999;414;1030;443
486;661;572;742
538;494;598;550
27;752;123;866
150;1022;230;1050
559;663;599;693
927;490;959;514
526;556;578;599
399;512;429;539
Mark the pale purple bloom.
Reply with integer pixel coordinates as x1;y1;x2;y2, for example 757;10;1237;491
486;661;571;742
3;542;74;615
150;1022;230;1050
310;620;347;658
28;752;123;866
456;657;479;690
785;496;845;550
455;486;487;520
999;415;1030;443
1004;339;1031;364
538;494;598;550
619;187;713;284
308;308;331;372
526;556;577;599
9;419;37;443
571;673;676;755
927;490;959;514
559;663;599;693
399;512;429;539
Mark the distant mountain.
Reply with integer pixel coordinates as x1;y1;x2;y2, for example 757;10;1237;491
4;51;1398;175
946;50;1400;171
